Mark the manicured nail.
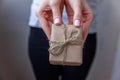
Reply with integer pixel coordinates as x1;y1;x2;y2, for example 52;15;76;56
54;18;60;24
74;20;80;26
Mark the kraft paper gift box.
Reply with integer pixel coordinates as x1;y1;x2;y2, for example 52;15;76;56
49;24;83;66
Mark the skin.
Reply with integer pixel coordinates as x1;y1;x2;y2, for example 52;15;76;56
36;0;94;42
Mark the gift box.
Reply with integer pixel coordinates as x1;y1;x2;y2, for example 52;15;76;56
49;24;83;66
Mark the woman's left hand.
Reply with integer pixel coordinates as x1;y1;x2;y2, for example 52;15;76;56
65;0;94;42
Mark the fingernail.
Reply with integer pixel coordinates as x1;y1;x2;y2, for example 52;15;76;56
54;18;60;24
74;20;80;26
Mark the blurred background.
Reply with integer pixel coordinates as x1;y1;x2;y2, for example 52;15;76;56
0;0;120;80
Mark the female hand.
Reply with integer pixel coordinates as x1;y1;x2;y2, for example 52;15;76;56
81;0;94;42
36;0;64;40
65;0;94;42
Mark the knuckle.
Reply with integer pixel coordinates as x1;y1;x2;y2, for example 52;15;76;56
76;13;82;17
74;13;82;19
50;1;59;7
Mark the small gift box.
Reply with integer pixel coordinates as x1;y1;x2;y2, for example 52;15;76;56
49;24;83;66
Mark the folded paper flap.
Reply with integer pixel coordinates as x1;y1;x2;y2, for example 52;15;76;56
49;24;83;56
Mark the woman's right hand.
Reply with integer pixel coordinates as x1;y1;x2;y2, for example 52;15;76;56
36;0;64;40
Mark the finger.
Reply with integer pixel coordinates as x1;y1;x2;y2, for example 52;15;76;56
82;13;94;42
50;1;62;25
82;1;94;42
73;1;82;27
41;18;51;40
43;10;53;23
36;8;51;40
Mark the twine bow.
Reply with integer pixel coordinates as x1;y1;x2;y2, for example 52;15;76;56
49;28;82;56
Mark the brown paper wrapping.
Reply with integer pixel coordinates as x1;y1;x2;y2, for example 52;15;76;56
49;24;83;66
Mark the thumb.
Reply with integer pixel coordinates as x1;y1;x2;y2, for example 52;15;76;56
50;1;62;25
73;2;82;27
